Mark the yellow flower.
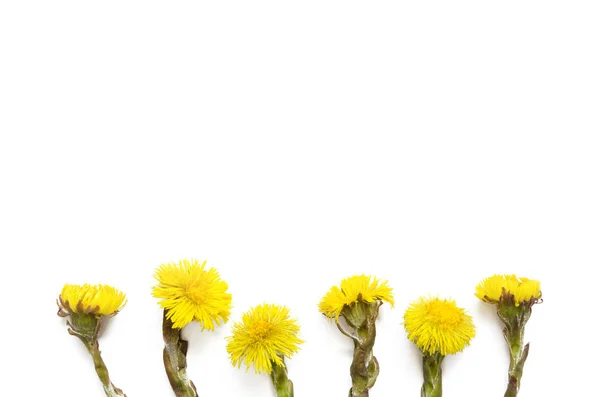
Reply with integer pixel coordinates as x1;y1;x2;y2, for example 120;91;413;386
152;259;232;330
475;274;542;306
404;297;475;356
226;304;303;374
319;275;394;320
59;284;126;316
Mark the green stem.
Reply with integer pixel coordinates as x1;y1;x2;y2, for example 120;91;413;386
421;353;443;397
270;357;294;397
340;301;381;397
162;311;198;397
66;314;127;397
497;304;531;397
87;340;127;397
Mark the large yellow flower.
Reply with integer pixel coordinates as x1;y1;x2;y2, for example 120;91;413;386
475;274;541;306
226;304;303;374
59;284;126;316
152;259;232;330
404;297;475;356
319;274;394;320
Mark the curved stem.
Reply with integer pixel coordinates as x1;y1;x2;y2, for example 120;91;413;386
87;340;127;397
66;314;126;397
336;319;359;342
162;311;198;397
421;353;443;397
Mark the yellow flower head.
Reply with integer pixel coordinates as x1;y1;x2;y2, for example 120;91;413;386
475;274;542;306
58;284;126;316
152;259;232;330
226;304;303;374
319;274;394;320
404;297;475;356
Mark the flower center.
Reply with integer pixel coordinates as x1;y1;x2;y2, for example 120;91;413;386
427;302;462;328
184;280;208;304
249;320;273;341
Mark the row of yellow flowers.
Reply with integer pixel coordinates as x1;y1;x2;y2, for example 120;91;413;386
57;259;542;397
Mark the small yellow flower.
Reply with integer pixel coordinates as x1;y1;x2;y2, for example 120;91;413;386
404;297;475;356
59;284;126;316
152;259;232;330
319;275;394;320
226;304;303;374
475;274;542;306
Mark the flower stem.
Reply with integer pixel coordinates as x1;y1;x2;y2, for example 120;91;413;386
340;301;381;397
66;314;127;397
497;304;532;397
162;311;198;397
421;353;443;397
87;339;127;397
270;358;294;397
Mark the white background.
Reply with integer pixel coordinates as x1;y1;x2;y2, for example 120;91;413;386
1;2;599;396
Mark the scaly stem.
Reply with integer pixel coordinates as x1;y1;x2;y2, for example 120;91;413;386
87;340;127;397
340;301;381;397
270;357;294;397
497;303;532;397
66;314;126;397
162;311;198;397
421;353;443;397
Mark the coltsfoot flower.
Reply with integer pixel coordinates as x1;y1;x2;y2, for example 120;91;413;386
59;283;126;317
404;297;475;356
227;303;303;374
227;304;302;397
404;297;475;397
57;284;127;397
319;275;394;397
319;274;394;321
152;258;232;330
475;274;541;306
152;259;232;397
476;274;542;397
